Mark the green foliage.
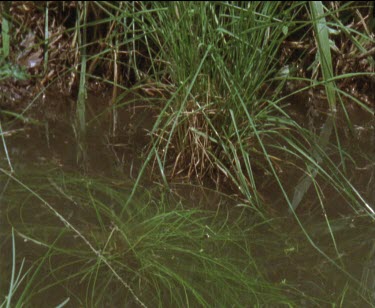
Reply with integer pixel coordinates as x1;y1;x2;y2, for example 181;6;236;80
0;58;28;81
1;165;374;306
129;2;303;206
1;2;11;59
0;168;303;306
1;1;374;306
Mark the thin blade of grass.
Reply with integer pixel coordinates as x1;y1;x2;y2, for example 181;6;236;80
291;1;338;211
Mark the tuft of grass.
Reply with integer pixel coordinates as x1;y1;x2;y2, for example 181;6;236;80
116;2;307;208
2;2;372;216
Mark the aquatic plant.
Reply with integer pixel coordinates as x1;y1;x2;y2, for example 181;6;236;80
1;167;308;306
0;1;374;306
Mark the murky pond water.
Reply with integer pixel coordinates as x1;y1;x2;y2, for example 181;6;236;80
1;92;374;306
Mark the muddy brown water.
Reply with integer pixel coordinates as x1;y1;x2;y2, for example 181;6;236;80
1;91;374;306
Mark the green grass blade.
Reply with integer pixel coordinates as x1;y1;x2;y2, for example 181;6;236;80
1;2;11;58
291;1;339;211
76;2;88;136
0;121;13;172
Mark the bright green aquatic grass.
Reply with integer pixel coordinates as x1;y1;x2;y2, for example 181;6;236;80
2;163;374;306
1;167;305;307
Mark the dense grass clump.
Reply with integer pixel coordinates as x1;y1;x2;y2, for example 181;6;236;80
1;1;373;211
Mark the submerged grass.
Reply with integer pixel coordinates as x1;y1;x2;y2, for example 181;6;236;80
1;165;374;306
0;166;309;307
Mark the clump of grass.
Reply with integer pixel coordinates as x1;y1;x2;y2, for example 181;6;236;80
122;1;374;216
2;2;373;213
143;2;297;188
